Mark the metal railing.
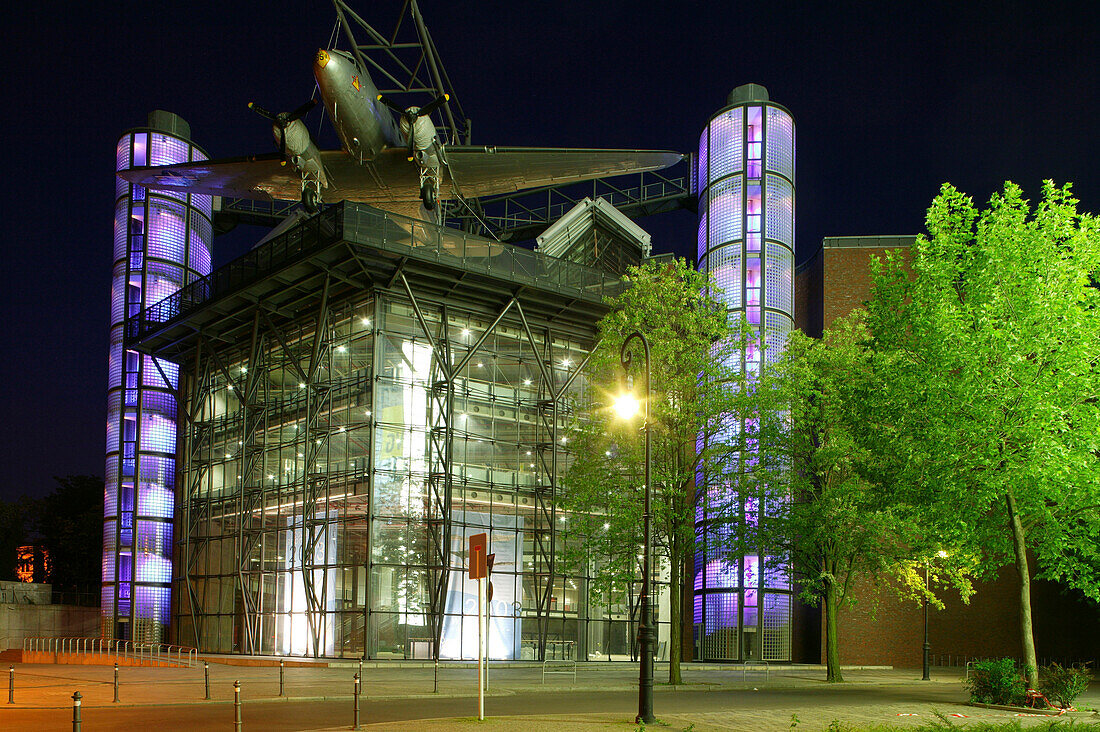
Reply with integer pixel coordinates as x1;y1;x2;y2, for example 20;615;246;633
733;659;770;681
131;202;623;343
22;637;197;668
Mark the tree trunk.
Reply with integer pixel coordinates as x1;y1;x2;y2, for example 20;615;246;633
1006;491;1039;689
824;580;844;682
668;552;682;684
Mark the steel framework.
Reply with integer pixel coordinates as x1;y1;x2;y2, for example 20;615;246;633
132;203;659;660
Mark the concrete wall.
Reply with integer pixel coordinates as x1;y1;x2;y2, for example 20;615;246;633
0;582;99;650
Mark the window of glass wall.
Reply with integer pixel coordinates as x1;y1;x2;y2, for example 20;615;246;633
176;289;670;659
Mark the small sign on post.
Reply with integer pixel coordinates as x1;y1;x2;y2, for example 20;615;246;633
468;532;489;720
468;533;487;579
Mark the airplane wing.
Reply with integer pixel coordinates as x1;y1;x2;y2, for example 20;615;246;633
117;147;683;205
442;147;684;198
117;153;300;201
117;149;422;204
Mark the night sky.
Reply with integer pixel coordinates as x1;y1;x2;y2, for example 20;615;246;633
2;1;1097;501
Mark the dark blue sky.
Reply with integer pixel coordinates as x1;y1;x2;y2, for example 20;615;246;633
1;1;1097;500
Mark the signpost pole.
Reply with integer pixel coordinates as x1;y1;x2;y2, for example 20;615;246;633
478;575;485;721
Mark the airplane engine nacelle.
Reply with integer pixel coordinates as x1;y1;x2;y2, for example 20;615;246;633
399;113;439;159
276;120;313;160
276;119;328;189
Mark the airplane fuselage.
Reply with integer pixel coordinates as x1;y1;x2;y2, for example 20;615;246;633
314;49;404;162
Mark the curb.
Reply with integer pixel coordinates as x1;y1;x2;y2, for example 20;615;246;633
966;701;1075;716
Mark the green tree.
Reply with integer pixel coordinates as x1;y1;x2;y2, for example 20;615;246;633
867;182;1100;688
743;312;972;682
34;475;103;593
560;257;750;685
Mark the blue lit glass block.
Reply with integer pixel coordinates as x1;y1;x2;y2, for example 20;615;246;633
764;312;792;364
150;135;189;166
137;482;173;519
765;244;793;315
139;456;175;490
697;127;708;186
765;107;794;181
147;200;187;263
135;553;173;585
139;412;177;453
134;585;171;625
697;211;708;261
709;107;743;182
115;135;131;171
765;175;793;246
706;245;742;307
135;520;172;565
704;592;738;632
132;133;147;167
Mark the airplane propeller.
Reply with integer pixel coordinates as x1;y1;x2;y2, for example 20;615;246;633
249;99;318;161
376;93;450;161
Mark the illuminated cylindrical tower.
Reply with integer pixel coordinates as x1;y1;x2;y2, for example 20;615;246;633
695;84;794;661
104;111;212;643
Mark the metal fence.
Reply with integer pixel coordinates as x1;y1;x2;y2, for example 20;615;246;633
23;637;197;668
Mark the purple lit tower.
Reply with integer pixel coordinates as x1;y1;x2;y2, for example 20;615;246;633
104;111;212;642
695;84;794;661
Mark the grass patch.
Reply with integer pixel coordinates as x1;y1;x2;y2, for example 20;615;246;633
814;721;1100;731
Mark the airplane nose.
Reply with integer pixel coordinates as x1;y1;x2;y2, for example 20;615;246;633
315;49;330;69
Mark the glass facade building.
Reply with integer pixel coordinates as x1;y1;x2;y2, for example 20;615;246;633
126;203;672;659
105;111;213;642
694;84;795;661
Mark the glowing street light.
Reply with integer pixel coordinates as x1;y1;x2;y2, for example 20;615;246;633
613;392;641;421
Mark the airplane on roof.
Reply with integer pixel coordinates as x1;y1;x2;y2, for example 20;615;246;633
118;42;682;222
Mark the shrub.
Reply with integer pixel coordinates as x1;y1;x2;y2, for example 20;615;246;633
1038;662;1092;708
965;658;1026;706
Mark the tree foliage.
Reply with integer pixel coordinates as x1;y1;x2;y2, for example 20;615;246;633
560;257;751;684
866;181;1100;686
35;475;103;591
737;312;972;681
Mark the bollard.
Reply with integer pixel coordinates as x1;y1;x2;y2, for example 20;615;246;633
358;657;362;681
8;665;12;704
204;662;210;700
233;680;242;732
113;663;119;703
279;660;285;697
71;691;82;732
352;672;361;730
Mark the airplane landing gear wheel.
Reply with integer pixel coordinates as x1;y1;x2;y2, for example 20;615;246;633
420;181;437;211
303;186;320;214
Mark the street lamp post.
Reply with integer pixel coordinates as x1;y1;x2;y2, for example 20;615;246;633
616;331;654;725
923;550;947;681
922;560;931;681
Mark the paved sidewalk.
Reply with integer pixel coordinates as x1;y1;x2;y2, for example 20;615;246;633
1;661;1096;730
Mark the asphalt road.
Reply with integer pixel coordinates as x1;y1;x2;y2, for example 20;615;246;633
1;681;967;731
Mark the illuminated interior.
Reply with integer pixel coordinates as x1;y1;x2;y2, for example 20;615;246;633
148;220;675;659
